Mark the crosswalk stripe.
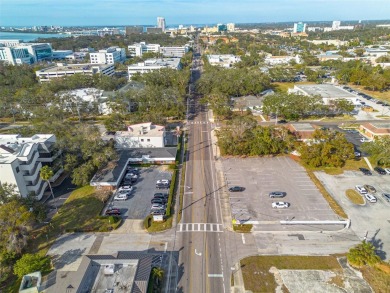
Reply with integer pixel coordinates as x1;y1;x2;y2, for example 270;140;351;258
177;223;223;233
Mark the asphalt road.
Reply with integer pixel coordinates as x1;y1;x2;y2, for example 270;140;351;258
173;46;228;293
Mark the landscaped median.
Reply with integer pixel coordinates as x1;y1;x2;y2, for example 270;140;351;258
345;189;365;205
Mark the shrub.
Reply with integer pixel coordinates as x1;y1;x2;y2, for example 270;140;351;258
14;254;51;278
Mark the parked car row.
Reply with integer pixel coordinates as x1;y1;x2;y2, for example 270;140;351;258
359;167;390;176
354;184;390;204
150;193;168;215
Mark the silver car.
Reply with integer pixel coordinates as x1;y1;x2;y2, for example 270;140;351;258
269;191;286;198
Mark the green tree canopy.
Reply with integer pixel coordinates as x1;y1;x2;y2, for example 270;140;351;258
347;241;381;268
13;253;51;278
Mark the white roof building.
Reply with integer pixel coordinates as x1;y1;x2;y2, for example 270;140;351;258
207;54;241;68
0;42;53;65
35;63;115;82
0;134;62;200
90;47;126;64
127;58;181;80
128;42;161;57
115;122;166;148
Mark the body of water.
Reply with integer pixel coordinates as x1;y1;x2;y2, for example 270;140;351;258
0;31;70;42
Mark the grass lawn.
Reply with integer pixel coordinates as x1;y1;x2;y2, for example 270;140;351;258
145;216;173;233
347;84;390;103
232;224;253;233
240;255;342;293
360;263;390;293
30;186;120;255
345;189;365;205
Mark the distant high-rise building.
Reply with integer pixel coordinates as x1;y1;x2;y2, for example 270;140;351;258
157;17;166;32
293;22;306;33
227;23;235;32
332;21;341;30
217;24;227;32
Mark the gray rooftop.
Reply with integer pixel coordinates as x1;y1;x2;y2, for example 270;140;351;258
370;122;390;129
90;147;177;186
295;84;356;99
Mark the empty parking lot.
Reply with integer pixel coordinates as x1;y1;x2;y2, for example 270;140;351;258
107;166;172;219
222;157;341;231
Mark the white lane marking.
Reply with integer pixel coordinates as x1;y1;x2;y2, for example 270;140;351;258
241;233;246;244
195;249;202;256
164;242;168;253
208;274;223;278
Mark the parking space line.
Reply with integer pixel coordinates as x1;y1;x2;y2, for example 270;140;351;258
180;224;183;232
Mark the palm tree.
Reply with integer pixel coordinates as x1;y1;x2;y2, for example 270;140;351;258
152;267;164;285
40;166;54;200
347;240;381;268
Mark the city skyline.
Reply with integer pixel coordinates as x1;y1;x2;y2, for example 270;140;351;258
1;0;390;27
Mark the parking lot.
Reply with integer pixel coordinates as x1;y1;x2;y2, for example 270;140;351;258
222;157;340;232
315;171;390;261
106;165;172;219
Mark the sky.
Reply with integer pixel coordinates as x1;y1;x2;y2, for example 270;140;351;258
1;0;390;27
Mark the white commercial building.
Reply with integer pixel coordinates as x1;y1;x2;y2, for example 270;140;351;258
90;47;125;64
289;84;357;105
0;39;22;47
128;42;161;57
160;45;190;57
127;58;181;80
0;42;53;65
36;63;115;82
207;54;241;67
265;55;301;65
115;122;166;148
0;134;62;200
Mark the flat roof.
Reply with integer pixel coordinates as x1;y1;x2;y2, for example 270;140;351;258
116;123;165;138
90;147;177;186
295;84;356;99
369;122;390;129
38;63;112;73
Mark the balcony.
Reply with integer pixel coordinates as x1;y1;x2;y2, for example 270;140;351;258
23;162;42;181
19;151;39;171
39;149;62;163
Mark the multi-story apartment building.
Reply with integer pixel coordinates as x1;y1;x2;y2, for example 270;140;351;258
0;134;62;200
89;47;126;64
127;58;181;80
0;39;22;47
293;22;307;33
35;63;115;82
0;42;53;65
157;17;166;32
128;42;161;57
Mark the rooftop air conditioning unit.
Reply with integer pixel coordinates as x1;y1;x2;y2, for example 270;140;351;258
104;264;114;275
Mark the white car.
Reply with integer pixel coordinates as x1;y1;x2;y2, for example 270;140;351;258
355;185;367;194
365;193;377;203
151;203;166;210
384;168;390;175
118;185;133;192
114;194;128;201
272;202;290;209
157;179;170;185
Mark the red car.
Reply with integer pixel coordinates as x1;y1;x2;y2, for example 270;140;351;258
105;208;121;216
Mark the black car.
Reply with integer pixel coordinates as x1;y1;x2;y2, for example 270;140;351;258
359;168;372;176
151;198;167;204
374;167;387;175
277;119;287;124
154;193;169;199
151;209;165;215
228;186;245;192
382;193;390;202
105;208;121;216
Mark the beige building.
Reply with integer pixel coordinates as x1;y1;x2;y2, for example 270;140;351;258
360;122;390;140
